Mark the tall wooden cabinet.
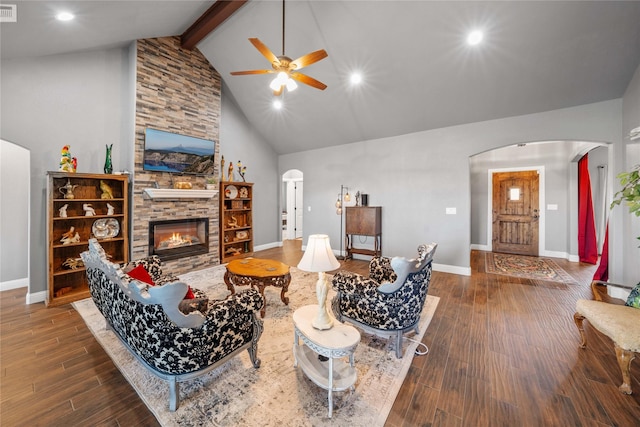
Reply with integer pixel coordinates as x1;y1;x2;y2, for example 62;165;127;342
47;172;129;307
220;181;253;263
345;206;382;260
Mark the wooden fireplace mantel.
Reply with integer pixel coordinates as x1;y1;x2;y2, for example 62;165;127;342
143;188;218;200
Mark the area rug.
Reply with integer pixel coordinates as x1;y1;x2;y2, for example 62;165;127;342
485;252;576;283
73;264;439;426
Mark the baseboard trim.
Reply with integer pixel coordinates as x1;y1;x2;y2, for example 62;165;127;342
26;290;46;305
433;263;471;276
0;277;28;291
254;241;282;252
470;244;490;251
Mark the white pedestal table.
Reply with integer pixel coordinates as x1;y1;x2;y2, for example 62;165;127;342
292;304;361;418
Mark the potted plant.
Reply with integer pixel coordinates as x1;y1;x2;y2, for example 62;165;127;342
205;177;217;190
610;164;640;244
609;163;640;307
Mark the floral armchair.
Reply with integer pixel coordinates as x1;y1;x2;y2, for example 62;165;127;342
80;239;264;411
331;243;437;358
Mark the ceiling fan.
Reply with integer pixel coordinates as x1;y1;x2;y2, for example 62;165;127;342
230;0;328;96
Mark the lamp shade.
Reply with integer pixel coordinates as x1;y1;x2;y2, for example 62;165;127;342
297;234;340;273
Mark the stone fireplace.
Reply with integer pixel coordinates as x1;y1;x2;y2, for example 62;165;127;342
149;218;209;261
131;36;221;275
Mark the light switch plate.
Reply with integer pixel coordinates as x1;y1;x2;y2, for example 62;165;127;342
446;207;456;215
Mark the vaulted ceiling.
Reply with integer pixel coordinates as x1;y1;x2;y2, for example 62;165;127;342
2;1;640;154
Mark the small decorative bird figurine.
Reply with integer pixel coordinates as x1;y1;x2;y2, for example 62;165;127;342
100;180;114;199
71;157;77;172
59;145;75;172
237;160;246;182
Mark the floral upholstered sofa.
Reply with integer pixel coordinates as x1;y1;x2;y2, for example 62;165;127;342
80;239;264;411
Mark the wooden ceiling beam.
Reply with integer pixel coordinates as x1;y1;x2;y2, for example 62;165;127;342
181;0;248;50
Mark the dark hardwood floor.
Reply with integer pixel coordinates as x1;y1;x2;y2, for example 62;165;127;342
2;241;639;426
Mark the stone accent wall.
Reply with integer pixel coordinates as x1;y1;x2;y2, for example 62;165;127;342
132;37;221;273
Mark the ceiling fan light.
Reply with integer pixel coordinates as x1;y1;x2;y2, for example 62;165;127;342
269;78;282;91
286;78;298;92
270;71;290;91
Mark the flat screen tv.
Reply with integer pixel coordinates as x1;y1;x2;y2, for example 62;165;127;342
143;128;215;174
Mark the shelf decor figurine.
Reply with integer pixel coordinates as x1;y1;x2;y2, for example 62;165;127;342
237;160;246;182
59;180;78;199
221;155;226;182
59;204;69;218
60;226;80;245
106;203;114;215
83;204;95;216
104;144;113;174
100;180;114;199
59;145;76;173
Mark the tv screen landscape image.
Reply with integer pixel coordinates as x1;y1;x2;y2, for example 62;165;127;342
144;128;216;174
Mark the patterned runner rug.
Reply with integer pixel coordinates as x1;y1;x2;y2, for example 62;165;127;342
485;252;576;283
73;264;439;426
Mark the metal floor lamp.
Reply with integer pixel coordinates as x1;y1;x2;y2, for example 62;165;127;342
335;185;350;260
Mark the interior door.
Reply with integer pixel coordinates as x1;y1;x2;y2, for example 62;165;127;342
492;170;539;256
294;181;303;239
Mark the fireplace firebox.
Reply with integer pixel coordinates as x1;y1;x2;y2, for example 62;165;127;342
149;218;209;261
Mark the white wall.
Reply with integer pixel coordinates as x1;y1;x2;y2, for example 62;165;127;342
0;48;134;301
220;83;280;250
619;63;640;284
0;140;30;289
280;100;622;275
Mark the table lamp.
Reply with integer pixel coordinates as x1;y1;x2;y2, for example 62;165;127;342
297;234;340;330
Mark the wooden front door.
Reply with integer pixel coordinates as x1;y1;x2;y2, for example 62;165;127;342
492;170;539;256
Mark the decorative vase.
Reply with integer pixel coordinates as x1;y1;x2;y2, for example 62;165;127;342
104;144;113;174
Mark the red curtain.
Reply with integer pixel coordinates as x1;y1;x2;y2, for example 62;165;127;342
578;154;598;264
593;222;609;280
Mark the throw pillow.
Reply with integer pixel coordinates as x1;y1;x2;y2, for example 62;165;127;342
178;297;209;314
625;282;640;309
127;264;155;286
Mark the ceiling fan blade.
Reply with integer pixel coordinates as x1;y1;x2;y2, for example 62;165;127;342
290;72;327;90
249;38;279;65
290;49;328;70
230;69;274;76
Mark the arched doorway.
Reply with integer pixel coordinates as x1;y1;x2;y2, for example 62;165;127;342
282;169;303;241
469;140;608;259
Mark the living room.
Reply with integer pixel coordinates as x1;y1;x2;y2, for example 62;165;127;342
1;1;639;425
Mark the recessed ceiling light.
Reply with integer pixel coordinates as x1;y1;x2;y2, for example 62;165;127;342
350;73;362;85
273;99;283;110
56;12;75;21
467;30;483;46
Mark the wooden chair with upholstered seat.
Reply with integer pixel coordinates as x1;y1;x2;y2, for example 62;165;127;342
573;280;640;394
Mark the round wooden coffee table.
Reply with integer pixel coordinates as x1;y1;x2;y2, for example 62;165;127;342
224;258;291;318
